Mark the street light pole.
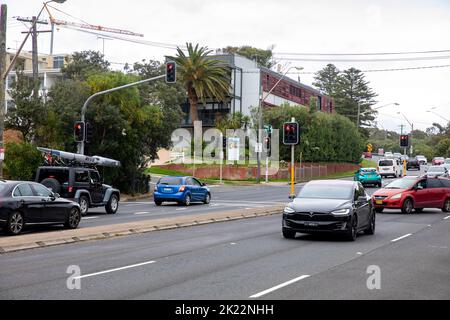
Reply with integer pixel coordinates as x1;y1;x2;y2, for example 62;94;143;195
256;65;303;183
427;107;449;122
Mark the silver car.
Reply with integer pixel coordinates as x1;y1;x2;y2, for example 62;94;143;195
425;165;449;178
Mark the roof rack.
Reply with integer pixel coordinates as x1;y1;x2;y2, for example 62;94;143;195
37;147;121;168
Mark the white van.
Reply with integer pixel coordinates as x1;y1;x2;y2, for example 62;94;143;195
377;158;403;178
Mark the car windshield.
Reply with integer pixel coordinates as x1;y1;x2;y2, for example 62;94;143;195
385;178;416;189
445;159;450;164
0;183;8;195
158;177;183;185
361;168;377;174
297;184;352;200
428;167;445;172
379;160;393;166
435;157;444;160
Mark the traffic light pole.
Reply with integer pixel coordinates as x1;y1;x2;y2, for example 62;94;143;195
289;117;296;199
78;74;165;154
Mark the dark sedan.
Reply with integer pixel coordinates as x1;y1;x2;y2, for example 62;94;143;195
0;181;81;235
282;180;375;241
406;159;420;171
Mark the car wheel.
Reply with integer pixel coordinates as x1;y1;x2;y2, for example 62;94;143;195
155;200;162;206
377;182;382;188
282;228;296;239
203;193;211;204
442;198;450;213
346;216;358;241
6;211;24;236
401;198;414;214
415;208;424;213
64;207;81;229
106;194;119;214
184;194;191;206
375;208;384;213
79;196;89;216
364;211;375;235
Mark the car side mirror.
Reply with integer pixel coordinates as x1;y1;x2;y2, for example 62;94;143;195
54;193;60;198
201;182;206;186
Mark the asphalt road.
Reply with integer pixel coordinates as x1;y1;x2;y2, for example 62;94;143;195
1;166;448;300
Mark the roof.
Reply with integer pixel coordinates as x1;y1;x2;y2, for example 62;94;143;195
306;180;355;186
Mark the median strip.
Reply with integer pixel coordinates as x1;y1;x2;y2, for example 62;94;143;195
0;205;284;253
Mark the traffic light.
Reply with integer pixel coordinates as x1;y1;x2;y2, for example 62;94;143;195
283;122;299;145
165;61;176;83
74;121;85;142
85;122;93;143
400;134;409;147
264;133;271;157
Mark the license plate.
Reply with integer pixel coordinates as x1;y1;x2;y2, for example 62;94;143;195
382;168;389;170
305;222;318;227
375;200;383;205
164;188;172;192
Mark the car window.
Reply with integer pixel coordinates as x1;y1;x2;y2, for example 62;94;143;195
441;179;450;188
185;177;194;185
416;180;427;189
75;170;90;183
192;178;202;186
14;183;34;197
428;179;443;188
378;160;393;166
32;184;53;197
158;177;183;185
90;171;101;183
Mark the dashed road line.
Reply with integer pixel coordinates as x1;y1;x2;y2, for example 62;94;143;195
391;233;412;242
74;260;156;280
249;275;310;298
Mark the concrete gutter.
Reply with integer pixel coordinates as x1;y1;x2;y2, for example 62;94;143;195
0;205;284;254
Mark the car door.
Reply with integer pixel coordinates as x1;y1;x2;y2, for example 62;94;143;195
89;170;103;203
31;183;67;223
427;179;445;207
413;179;429;207
12;183;44;224
193;178;207;200
355;183;370;228
186;177;200;201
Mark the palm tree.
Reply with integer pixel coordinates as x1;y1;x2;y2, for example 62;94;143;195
167;43;231;123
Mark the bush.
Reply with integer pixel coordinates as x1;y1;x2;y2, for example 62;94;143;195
4;142;42;181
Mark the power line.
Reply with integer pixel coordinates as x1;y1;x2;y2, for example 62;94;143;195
274;49;450;56
274;55;450;63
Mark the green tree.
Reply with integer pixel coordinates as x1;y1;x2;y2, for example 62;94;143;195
215;112;250;133
436;138;450;157
4;142;42;180
5;72;47;143
167;43;231;123
62;50;110;80
313;63;340;97
222;45;276;68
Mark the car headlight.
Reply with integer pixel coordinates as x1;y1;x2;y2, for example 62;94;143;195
331;208;350;216
391;193;402;200
283;207;295;214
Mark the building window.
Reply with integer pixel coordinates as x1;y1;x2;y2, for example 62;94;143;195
329;101;333;113
6;100;16;113
289;85;301;98
53;56;64;69
6;74;15;89
317;96;322;110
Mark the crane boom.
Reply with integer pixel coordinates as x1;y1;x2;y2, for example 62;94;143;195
50;18;144;37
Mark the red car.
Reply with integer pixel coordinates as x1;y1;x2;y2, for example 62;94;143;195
372;176;450;214
432;157;445;165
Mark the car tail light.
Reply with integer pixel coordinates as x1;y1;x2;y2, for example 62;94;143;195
179;185;186;192
68;186;73;193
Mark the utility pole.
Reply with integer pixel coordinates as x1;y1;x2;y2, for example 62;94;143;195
31;17;39;99
0;4;7;179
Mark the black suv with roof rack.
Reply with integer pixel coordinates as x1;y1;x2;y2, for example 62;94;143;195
35;166;120;215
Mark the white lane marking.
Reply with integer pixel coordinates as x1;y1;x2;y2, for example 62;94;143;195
249;275;310;298
81;216;100;220
391;233;412;242
230;242;237;245
134;211;150;215
356;252;363;255
74;260;156;280
444;216;450;220
176;208;187;211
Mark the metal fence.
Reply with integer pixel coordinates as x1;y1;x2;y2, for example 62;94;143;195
295;165;328;182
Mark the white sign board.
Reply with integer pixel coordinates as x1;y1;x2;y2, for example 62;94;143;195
227;137;240;161
255;143;263;153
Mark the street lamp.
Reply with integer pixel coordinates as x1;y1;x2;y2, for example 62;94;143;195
397;112;414;155
357;102;399;128
427;107;449;122
256;65;303;183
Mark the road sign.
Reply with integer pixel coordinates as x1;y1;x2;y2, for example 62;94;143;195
255;142;263;153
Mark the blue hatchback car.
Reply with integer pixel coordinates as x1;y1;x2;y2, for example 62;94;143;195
154;176;211;206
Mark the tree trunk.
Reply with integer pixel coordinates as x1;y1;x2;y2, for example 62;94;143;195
188;90;199;124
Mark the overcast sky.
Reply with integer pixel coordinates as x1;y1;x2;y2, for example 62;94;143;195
5;0;450;132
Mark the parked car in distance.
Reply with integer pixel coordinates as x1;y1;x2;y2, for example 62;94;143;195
425;165;449;178
400;155;409;162
432;157;445;166
354;168;382;187
154;176;211;206
372;176;450;214
415;155;428;165
282;180;375;241
377;158;403;178
444;158;450;171
384;151;394;158
377;148;384;156
0;181;81;235
406;159;420;171
393;152;402;159
363;151;372;158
